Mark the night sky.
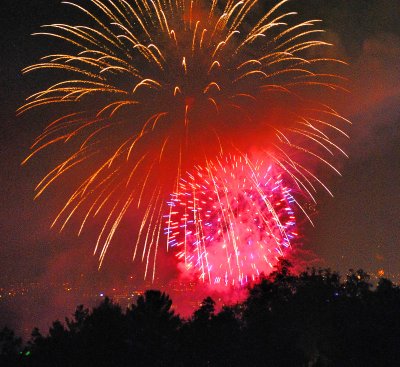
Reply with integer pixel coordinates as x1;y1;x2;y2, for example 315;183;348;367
1;0;400;336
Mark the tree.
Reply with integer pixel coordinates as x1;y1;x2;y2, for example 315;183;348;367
0;327;22;367
192;297;215;323
78;297;127;367
343;269;372;298
6;266;400;367
126;290;181;366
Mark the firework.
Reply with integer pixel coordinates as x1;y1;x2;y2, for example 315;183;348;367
19;0;348;278
165;154;298;286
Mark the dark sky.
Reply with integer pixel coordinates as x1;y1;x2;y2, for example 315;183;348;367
1;0;400;335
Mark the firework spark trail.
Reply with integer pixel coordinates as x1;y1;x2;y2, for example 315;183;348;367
20;0;349;278
165;154;299;286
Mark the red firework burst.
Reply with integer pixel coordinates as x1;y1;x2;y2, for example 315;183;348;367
165;154;299;286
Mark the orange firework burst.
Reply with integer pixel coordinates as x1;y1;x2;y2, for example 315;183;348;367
19;0;349;279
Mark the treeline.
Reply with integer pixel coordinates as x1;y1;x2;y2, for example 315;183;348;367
1;263;400;366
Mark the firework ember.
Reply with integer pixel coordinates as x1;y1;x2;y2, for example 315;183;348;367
165;155;299;286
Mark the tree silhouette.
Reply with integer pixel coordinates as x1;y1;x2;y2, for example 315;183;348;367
0;327;22;367
192;296;215;323
5;266;400;367
126;290;181;366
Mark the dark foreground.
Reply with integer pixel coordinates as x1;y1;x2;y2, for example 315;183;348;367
1;263;400;367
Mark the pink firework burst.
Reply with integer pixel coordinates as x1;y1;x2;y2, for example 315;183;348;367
165;154;299;287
